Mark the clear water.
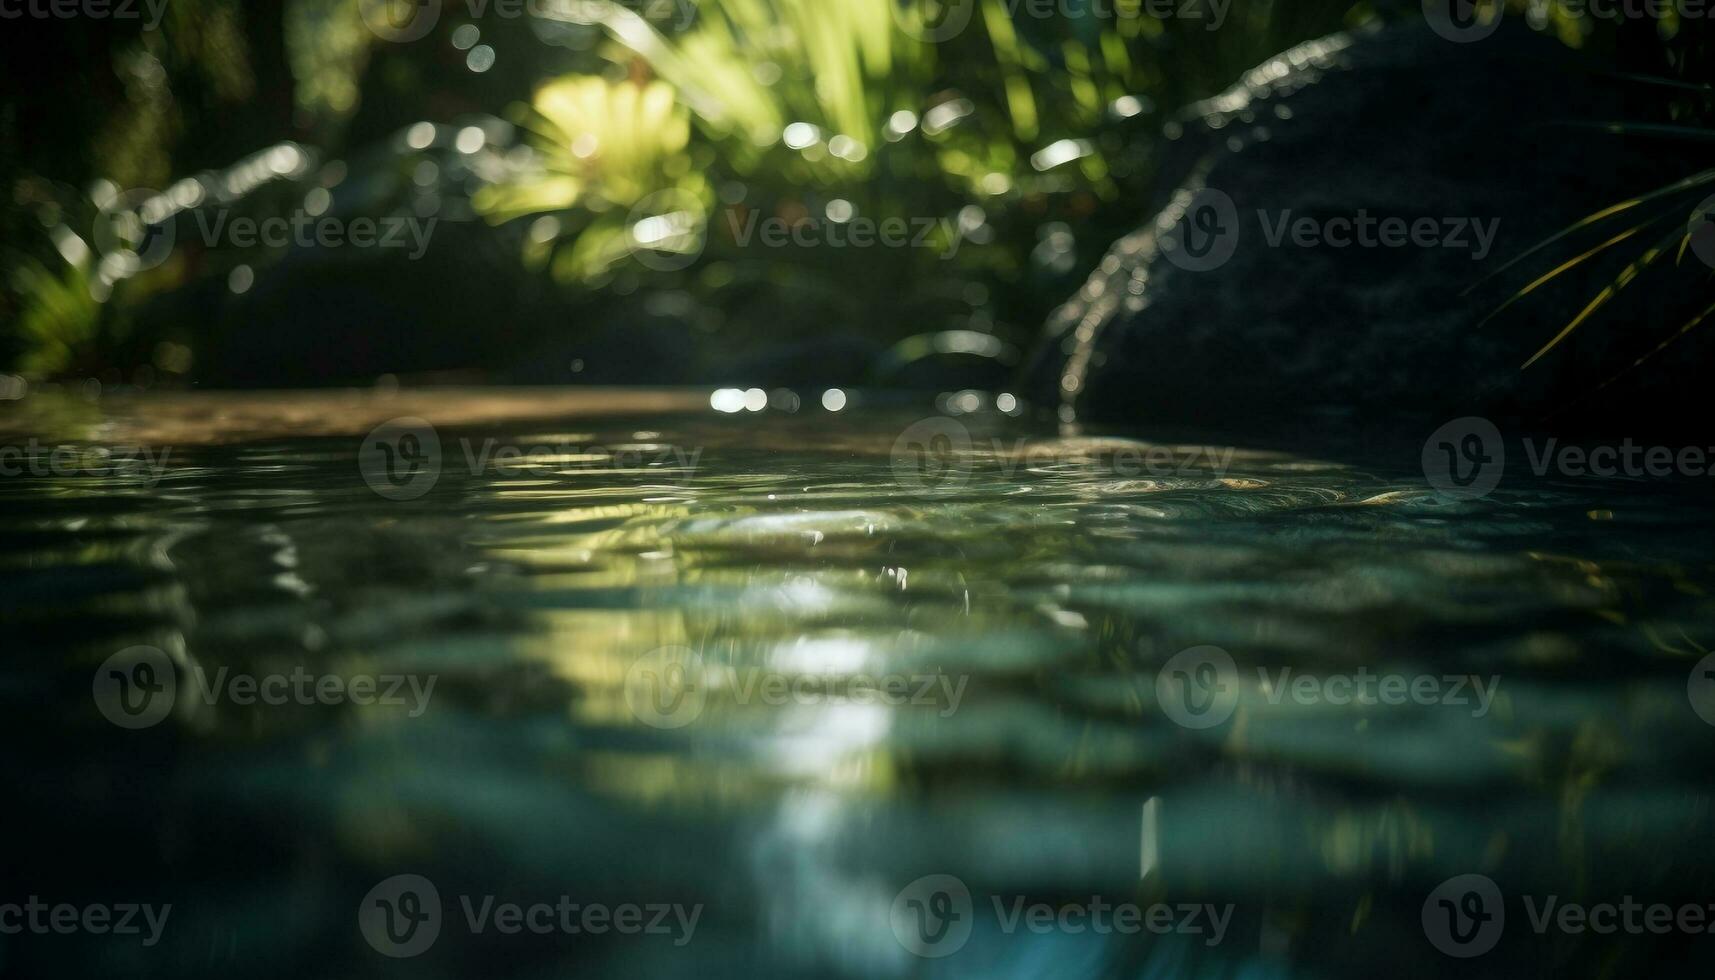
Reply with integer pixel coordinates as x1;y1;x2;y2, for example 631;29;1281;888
3;390;1713;979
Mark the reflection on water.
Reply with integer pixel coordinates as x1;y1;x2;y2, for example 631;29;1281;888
2;390;1713;978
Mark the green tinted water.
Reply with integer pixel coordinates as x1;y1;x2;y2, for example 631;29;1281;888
2;390;1712;978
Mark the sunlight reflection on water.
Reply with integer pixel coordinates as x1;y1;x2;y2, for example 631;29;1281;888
2;390;1713;978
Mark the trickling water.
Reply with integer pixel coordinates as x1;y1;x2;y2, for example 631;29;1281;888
2;390;1712;978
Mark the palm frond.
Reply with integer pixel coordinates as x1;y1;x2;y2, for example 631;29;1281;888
1476;207;1675;328
1604;71;1715;96
1546;295;1715;420
1521;222;1688;368
1546;121;1715;143
1466;167;1715;295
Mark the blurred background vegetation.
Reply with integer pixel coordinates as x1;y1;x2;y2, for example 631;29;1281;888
0;0;1708;390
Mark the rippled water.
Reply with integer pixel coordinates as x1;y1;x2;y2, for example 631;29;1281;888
3;390;1713;978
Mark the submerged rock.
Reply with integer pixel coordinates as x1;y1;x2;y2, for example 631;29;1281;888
1028;20;1710;440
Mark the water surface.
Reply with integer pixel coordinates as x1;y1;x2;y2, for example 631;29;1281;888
3;389;1712;978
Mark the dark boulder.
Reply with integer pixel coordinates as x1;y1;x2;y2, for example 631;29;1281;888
1027;19;1711;442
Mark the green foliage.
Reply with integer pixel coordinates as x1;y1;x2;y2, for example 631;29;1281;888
465;0;1363;361
1473;5;1715;396
11;259;102;377
3;0;1365;380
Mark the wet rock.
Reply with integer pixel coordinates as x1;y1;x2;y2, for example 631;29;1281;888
1028;20;1711;440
